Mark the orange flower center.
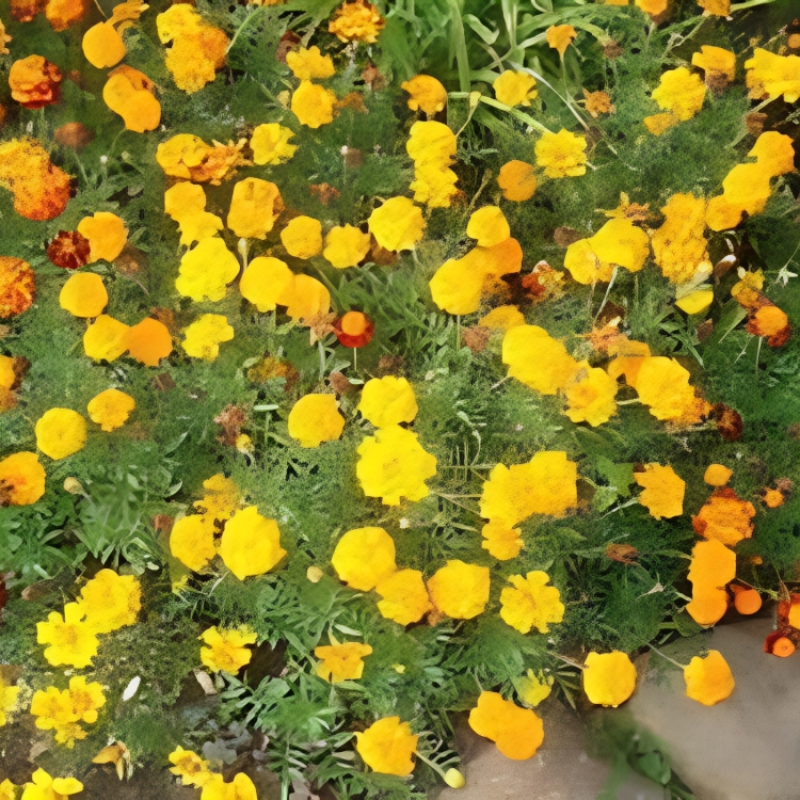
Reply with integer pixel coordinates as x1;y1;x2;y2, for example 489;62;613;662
341;311;368;336
773;636;795;657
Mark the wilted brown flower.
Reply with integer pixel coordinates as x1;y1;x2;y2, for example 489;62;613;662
47;231;91;270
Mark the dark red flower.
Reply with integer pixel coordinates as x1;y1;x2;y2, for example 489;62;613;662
47;230;91;270
334;311;374;348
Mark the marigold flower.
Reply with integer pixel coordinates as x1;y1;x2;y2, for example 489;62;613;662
286;46;335;80
157;134;247;185
9;55;62;109
634;463;685;519
156;4;229;93
357;376;417;428
704;464;732;486
493;70;538;107
280;216;322;259
427;560;490;620
467;206;510;248
169;746;213;788
86;388;135;432
77;568;141;634
218;506;287;580
401;74;447;116
748;131;796;178
375;569;432;625
182;314;234;361
199;625;257;674
328;0;385;44
481;520;524;560
356;424;437;505
239;257;294;313
82;0;149;69
35;408;87;460
687;587;731;627
0;451;45;506
628;356;708;424
77;212;128;264
315;641;373;682
21;770;83;799
331;526;397;591
0;675;19;727
171;514;217;572
746;47;800;103
688;537;736;589
368;197;426;252
334;310;374;347
406;121;459;208
284;274;331;323
535;129;587;178
354;717;417;776
37;602;99;668
546;24;577;57
251;122;298;166
176;238;240;302
692;487;755;546
195;473;240;520
583;651;637;707
126;317;173;367
291;81;337;129
323;224;372;269
102;66;161;133
200;773;258;800
227;178;283;240
692;45;736;86
479;305;526;331
720;163;772;217
59;273;107;318
47;231;91;270
497;160;537;202
83;315;130;362
684;650;734;705
502;325;579;395
500;571;564;634
288;394;345;448
564;365;618;426
468;691;545;760
0;256;36;319
164;183;223;246
698;0;730;14
675;289;713;315
650;67;706;123
0;780;14;800
30;684;84;745
583;89;615;118
564;218;650;284
731;585;762;614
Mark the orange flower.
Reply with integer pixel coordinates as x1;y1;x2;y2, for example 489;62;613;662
126;318;173;367
692;488;756;547
334;311;374;348
77;212;128;263
82;0;148;69
684;650;735;705
9;55;62;109
546;25;577;57
328;0;385;44
156;134;247;184
468;692;544;760
634;464;685;520
102;66;161;133
704;464;732;486
497;160;537;202
84;315;131;362
401;75;447;116
0;451;46;506
0;257;36;319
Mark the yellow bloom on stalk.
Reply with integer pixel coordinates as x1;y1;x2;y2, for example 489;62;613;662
583;651;637;707
0;451;46;506
64;676;106;724
354;717;418;776
500;571;565;634
176;238;240;302
164;183;224;246
745;48;800;104
77;212;128;264
328;0;385;44
218;506;287;580
286;46;335;80
634;463;685;520
697;0;730;16
240;257;295;312
200;773;258;800
227;178;283;240
651;193;709;284
168;746;213;787
78;569;141;633
401;75;448;116
467;206;510;248
468;692;544;760
375;569;433;625
170;515;217;572
280;216;323;259
287;394;345;448
195;473;240;520
535;129;587;178
291;81;337;129
82;0;148;69
356;425;438;505
103;66;161;133
314;642;373;682
35;408;87;460
87;389;135;432
331;527;397;591
502;325;579;395
199;625;257;674
692;46;736;84
21;769;83;800
683;650;735;705
0;674;19;727
182;314;235;361
427;560;490;620
37;602;99;668
493;70;538;107
368;197;426;252
250;123;298;166
635;0;668;15
358;376;418;428
323;224;372;269
497;160;537;202
546;25;577;57
59;273;108;318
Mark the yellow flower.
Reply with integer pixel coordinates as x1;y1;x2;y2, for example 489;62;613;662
0;780;15;800
692;488;755;547
127;317;173;368
401;74;447;116
356;425;438;505
467;206;510;248
328;0;385;44
286;46;335;80
182;314;235;361
195;473;240;520
171;514;217;572
564;218;650;284
692;45;736;83
0;451;46;506
514;669;553;708
651;193;709;284
481;520;524;561
375;569;433;625
227;178;283;240
30;685;83;745
156;134;247;184
37;603;99;668
629;356;708;424
250;123;298;166
497;160;537;202
176;238;240;302
583;651;637;707
480;451;578;527
406;121;459;208
35;408;87;461
357;376;418;428
21;769;83;800
546;24;577;57
684;650;735;706
239;257;295;312
493;70;538;107
64;676;106;725
635;0;668;15
291;81;337;128
199;625;257;673
704;464;733;487
564;365;618;426
59;273;108;318
323;224;372;269
468;691;544;760
746;48;800;103
287;394;345;447
102;66;161;133
284;275;331;323
499;571;565;634
83;315;130;363
479;305;525;331
78;569;141;633
720;162;773;217
218;506;287;580
368;197;426;252
634;463;685;520
675;289;714;315
81;0;147;68
315;642;373;682
535;129;587;178
200;773;258;800
583;89;615;118
77;212;128;263
86;389;135;432
427;560;490;620
164;183;224;246
156;4;229;94
749;131;796;178
697;0;730;14
502;325;579;395
651;67;706;121
168;746;213;787
0;674;19;727
280;216;322;259
354;717;417;776
331;527;397;591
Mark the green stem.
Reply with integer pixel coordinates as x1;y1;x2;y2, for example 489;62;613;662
647;643;687;670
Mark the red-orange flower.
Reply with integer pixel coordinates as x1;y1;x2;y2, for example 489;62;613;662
8;55;62;109
0;257;36;319
333;311;374;348
47;231;91;270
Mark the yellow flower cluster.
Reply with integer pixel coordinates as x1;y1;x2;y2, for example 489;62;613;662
746;47;800;103
644;67;706;135
199;625;257;673
30;676;106;747
406;120;459;208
